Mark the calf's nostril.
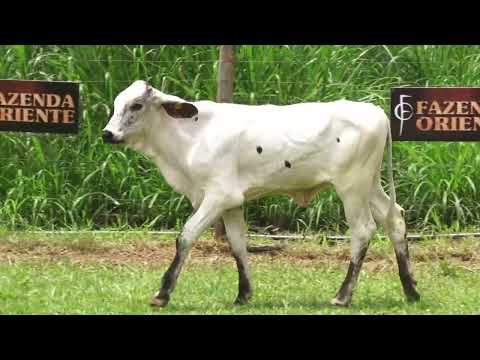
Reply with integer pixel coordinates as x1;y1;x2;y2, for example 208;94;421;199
102;130;113;141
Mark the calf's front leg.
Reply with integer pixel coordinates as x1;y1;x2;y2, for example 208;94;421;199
151;195;231;308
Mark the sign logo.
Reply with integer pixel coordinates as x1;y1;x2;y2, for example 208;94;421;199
391;87;480;141
393;94;413;136
0;79;80;134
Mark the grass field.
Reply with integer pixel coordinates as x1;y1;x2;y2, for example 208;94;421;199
1;45;480;232
1;45;479;314
1;233;479;314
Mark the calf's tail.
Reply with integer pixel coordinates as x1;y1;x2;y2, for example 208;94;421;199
385;114;398;223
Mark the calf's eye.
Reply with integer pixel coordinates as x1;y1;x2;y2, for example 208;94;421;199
130;103;143;111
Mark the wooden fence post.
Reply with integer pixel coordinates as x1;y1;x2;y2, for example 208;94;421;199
217;45;235;102
214;45;235;242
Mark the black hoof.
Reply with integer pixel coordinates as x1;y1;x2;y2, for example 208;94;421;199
330;297;352;307
234;298;248;306
234;294;252;306
406;290;421;303
150;294;170;308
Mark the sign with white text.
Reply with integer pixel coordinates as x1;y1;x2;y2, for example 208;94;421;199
391;87;480;141
0;79;80;134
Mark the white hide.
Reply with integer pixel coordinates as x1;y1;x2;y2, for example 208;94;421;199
104;81;393;214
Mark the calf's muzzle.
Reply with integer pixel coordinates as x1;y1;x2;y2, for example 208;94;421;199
102;130;113;141
102;130;122;144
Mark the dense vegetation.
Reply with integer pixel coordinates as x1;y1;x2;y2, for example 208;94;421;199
1;45;480;232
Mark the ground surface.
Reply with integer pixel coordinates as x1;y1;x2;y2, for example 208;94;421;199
0;232;479;314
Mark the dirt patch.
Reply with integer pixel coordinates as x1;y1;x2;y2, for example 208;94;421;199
0;240;232;268
1;236;479;272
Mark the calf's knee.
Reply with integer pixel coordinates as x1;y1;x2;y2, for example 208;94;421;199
386;212;406;244
175;232;196;253
351;219;376;260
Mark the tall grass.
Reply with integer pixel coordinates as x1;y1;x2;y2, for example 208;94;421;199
1;45;480;232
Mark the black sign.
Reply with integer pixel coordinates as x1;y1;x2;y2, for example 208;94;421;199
391;87;480;141
0;79;80;134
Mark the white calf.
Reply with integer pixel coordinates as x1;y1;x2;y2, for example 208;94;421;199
103;80;420;307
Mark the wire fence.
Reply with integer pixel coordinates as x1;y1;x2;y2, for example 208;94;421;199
19;229;480;242
17;56;470;83
64;59;480;64
10;55;473;98
2;53;480;239
75;80;410;88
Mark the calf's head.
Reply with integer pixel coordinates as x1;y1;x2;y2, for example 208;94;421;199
103;80;198;144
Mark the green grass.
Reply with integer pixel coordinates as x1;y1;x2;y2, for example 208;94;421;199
2;260;479;315
0;233;479;314
1;45;480;232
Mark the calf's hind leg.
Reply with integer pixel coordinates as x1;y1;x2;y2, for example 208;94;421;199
369;178;420;302
222;207;253;305
331;189;377;307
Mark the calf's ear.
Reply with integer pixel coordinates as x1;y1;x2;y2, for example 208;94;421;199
162;102;198;118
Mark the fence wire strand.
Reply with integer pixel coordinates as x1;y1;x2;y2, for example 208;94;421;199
76;79;406;87
68;59;477;64
16;230;480;241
